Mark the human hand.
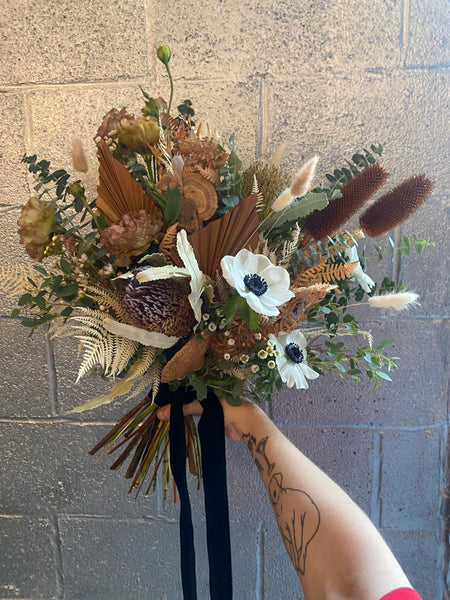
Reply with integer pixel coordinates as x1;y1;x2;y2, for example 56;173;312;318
156;396;260;441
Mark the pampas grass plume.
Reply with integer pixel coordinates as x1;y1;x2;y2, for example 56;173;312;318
368;291;420;312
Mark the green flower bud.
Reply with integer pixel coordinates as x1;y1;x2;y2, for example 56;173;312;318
157;45;171;65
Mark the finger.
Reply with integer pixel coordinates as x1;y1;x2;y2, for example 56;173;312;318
156;400;203;421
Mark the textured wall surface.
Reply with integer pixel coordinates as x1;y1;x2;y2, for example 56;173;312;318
0;1;449;599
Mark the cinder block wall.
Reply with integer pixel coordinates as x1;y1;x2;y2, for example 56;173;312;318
1;1;448;599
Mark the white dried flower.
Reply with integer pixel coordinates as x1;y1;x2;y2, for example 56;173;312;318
368;291;420;312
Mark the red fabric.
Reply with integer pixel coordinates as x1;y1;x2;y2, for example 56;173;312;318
379;588;422;600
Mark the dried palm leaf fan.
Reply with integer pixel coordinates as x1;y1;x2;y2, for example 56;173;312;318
96;139;157;224
185;193;260;278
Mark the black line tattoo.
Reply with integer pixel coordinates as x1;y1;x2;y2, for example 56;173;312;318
243;432;321;576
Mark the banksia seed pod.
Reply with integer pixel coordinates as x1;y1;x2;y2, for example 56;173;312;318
119;274;196;337
303;163;389;240
359;174;434;237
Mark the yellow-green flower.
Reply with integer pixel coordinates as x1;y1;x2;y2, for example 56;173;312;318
117;116;160;154
18;197;57;261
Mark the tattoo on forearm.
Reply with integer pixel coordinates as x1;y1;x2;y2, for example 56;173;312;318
242;432;321;576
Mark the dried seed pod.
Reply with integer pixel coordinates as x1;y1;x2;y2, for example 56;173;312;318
303;163;388;240
359;174;434;237
161;334;211;382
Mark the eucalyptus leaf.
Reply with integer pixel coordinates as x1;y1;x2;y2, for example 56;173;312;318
262;192;328;231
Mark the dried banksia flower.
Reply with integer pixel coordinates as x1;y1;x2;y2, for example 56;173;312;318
359;174;433;237
304;163;389;240
119;274;196;337
368;291;420;312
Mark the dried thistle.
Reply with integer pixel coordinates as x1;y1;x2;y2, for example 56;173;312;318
304;163;388;240
359;174;433;237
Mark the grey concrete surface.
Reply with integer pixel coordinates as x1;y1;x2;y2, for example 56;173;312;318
0;0;448;598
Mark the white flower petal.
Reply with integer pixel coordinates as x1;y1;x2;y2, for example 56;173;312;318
176;229;207;324
221;249;293;316
103;318;179;348
300;363;320;380
287;329;307;349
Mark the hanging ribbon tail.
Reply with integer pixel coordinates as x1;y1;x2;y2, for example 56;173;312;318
167;386;198;600
199;391;233;600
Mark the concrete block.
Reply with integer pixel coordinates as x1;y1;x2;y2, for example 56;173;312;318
0;421;163;518
0;91;28;200
400;196;449;317
153;0;401;81
59;515;255;600
405;0;450;66
267;70;448;196
281;426;374;514
263;522;304;600
0;318;50;418
380;429;443;530
382;529;444;599
0;516;55;599
24;84;147;175
59;516;182;600
0;0;150;85
272;318;448;427
225;436;275;524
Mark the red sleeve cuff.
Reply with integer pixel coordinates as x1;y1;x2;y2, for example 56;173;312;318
379;588;422;600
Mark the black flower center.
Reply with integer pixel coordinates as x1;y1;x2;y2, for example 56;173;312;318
285;343;304;364
244;273;268;297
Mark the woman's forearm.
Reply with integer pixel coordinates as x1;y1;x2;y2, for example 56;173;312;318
224;400;411;600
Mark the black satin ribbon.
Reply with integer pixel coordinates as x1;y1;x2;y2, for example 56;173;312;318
167;385;198;600
198;390;233;600
158;384;232;600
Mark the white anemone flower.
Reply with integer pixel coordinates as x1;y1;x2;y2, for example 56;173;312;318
220;249;294;317
344;245;375;293
269;330;319;389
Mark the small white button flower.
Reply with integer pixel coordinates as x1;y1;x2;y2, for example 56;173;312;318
344;245;375;293
269;329;319;389
220;249;294;317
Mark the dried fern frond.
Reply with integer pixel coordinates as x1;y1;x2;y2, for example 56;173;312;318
195;165;219;185
71;308;139;381
71;345;158;412
292;283;338;302
258;238;277;265
159;222;179;260
223;367;247;380
253;175;265;211
278;223;301;268
0;264;33;298
85;285;128;321
296;262;355;287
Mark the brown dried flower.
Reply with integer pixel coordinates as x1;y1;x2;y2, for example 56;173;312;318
119;273;196;337
100;209;163;267
18;197;57;261
304;163;389;240
359;174;434;237
95;107;130;141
